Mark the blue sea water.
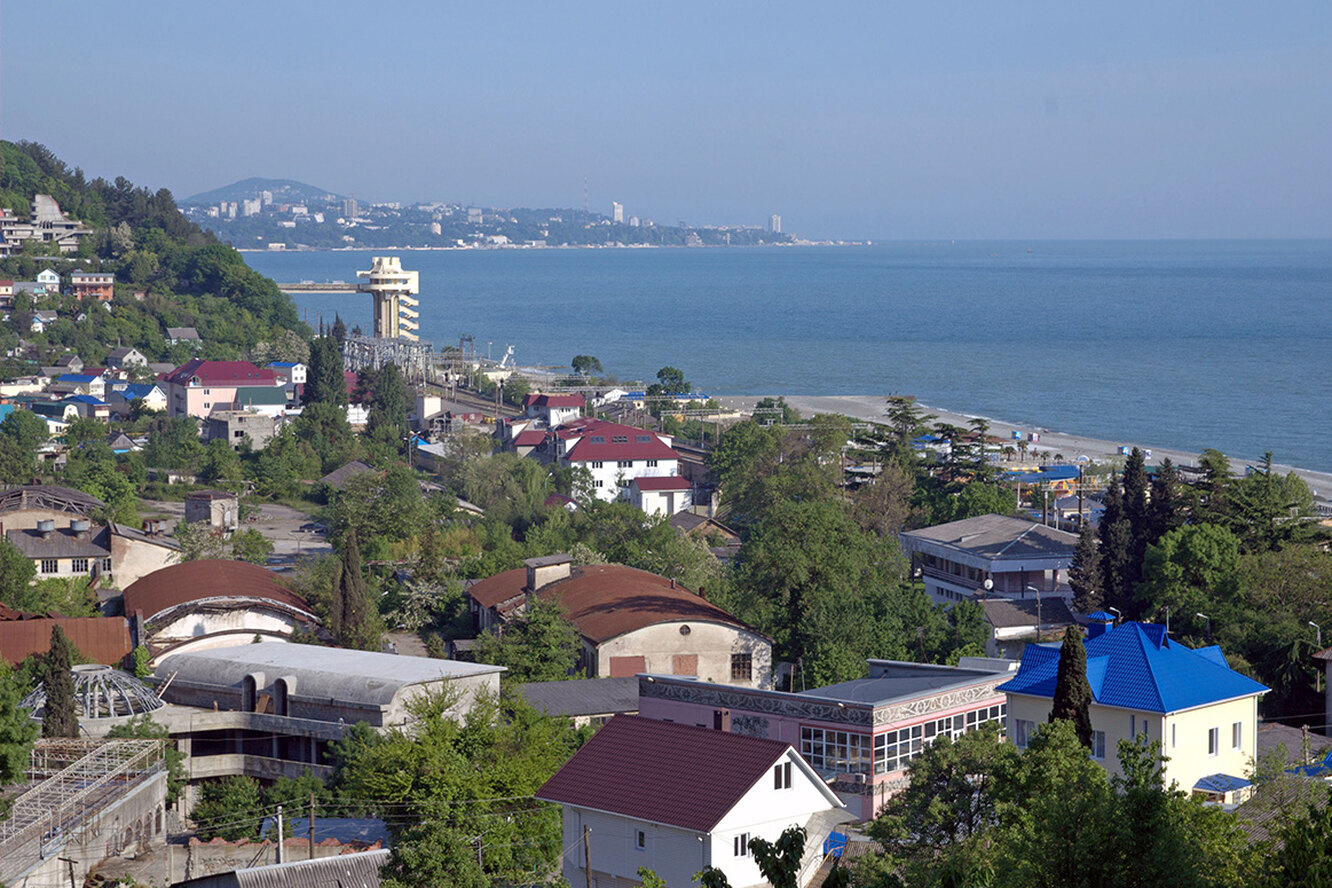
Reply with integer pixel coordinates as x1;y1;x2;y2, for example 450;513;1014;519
244;241;1332;473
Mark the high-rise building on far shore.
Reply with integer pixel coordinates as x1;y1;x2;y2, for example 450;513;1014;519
768;213;782;234
612;201;624;223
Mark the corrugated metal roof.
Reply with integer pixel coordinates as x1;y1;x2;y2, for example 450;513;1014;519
174;848;389;888
123;560;310;622
0;616;132;666
519;676;640;718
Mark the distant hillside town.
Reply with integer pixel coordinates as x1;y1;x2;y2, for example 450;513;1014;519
180;177;795;250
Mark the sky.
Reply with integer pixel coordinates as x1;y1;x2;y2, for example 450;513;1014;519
2;2;1329;240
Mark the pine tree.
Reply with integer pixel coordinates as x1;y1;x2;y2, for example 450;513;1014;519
305;336;347;407
0;661;39;783
1069;523;1104;613
1098;482;1134;615
1048;626;1093;748
1147;457;1185;542
331;314;347;345
1122;447;1151;593
42;626;79;738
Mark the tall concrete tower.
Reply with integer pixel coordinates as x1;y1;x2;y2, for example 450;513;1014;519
357;256;420;340
612;201;624;224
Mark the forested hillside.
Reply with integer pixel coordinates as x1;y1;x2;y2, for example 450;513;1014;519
0;140;306;368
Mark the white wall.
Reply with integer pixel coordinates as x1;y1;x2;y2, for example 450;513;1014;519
595;621;772;688
560;807;709;888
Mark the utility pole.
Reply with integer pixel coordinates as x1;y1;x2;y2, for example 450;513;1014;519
309;793;316;860
583;825;593;888
276;806;285;864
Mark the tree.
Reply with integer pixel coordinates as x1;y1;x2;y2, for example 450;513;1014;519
571;354;602;377
191;775;263;839
1136;524;1241;628
1069;523;1104;613
1048;627;1093;748
305;335;347;407
172;520;227;561
230;528;274;565
0;536;38;611
1121;447;1151;593
0;659;39;789
471;600;582;683
333;529;379;650
1097;482;1135;616
380;820;488;888
1147;457;1186;541
1264;791;1332;888
749;826;807;888
41;626;79;738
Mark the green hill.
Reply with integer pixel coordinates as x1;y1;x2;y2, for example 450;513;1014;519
182;177;350;207
0;140;308;370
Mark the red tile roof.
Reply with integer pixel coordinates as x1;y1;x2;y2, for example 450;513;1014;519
513;429;548;447
556;419;678;463
164;360;277;387
526;393;585;409
536;715;792;831
468;564;756;643
631;476;692;491
0;616;132;666
122;560;312;623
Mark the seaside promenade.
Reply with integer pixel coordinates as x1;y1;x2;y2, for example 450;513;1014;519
715;394;1332;502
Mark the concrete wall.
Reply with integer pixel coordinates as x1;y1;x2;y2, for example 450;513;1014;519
174;838;380;884
559;806;710;888
109;535;178;588
595;621;771;689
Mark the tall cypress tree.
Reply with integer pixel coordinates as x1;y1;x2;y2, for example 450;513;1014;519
1098;482;1134;615
1122;448;1151;592
337;530;377;650
1069;523;1104;613
306;336;347;407
1147;458;1185;542
42;626;79;738
1048;626;1094;748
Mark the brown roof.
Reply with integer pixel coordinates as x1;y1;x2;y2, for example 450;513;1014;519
468;564;756;643
0;616;132;666
536;715;793;831
982;596;1077;630
0;484;105;516
122;560;312;622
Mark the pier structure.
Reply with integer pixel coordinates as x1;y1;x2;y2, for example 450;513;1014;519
357;255;420;340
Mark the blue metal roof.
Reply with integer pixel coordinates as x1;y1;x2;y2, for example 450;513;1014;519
57;373;100;383
114;383;161;399
1001;465;1082;483
62;394;106;405
1194;773;1252;794
997;621;1269;714
1086;611;1116;622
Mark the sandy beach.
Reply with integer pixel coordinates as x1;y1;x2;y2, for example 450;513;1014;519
713;394;1332;503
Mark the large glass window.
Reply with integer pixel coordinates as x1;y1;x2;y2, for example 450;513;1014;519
873;703;1008;773
800;727;872;775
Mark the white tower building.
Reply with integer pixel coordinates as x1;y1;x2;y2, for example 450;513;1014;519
357;256;420;340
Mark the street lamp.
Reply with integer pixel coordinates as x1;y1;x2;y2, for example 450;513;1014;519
1107;606;1121;625
982;577;993;601
1196;612;1211;644
1026;585;1043;642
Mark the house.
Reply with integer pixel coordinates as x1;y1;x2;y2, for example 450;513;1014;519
264;361;307;386
61;394;110;421
670;511;743;563
998;614;1269;803
637;659;1015;820
536;715;852;888
104;381;168;417
898;514;1078;606
161;359;282;418
29;310;58;333
319;459;377;491
202;410;282;450
70;271;115;301
628;474;694;516
166;326;201;346
55;353;85;373
50;373;105;398
550;418;682;503
35;268;61;289
28;399;80;432
105;431;138;453
5;518;179;587
468;554;772;687
105;346;149;369
523;392;586;427
123;560;319;664
184;490;240;533
519;676;640;727
981;596;1078;658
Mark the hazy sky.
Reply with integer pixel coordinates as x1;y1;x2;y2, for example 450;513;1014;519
3;2;1328;239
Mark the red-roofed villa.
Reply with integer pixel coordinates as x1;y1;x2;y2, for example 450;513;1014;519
162;359;284;418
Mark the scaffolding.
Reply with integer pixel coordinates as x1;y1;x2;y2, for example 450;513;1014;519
0;739;165;884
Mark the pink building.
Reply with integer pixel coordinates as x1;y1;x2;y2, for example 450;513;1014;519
636;659;1015;821
162;359;281;419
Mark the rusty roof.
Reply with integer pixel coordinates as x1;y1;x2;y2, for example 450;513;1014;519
468;563;756;643
536;715;797;831
122;560;312;622
0;616;132;666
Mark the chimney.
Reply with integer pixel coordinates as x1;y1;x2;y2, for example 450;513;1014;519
713;708;731;732
670;578;676;589
37;519;54;539
70;519;89;539
524;554;573;593
1087;611;1114;640
698;587;706;600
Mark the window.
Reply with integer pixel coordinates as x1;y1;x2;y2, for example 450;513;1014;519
71;558;89;573
40;559;59;574
872;705;1007;774
1232;722;1242;750
589;435;605;444
646;459;658;467
734;833;750;857
801;727;871;775
591;461;604;469
1171;723;1176;748
774;761;792;789
1091;731;1106;760
1208;727;1219;756
593;480;604;488
617;460;632;468
731;653;752;681
101;558;112;572
612;435;628;443
636;830;646;850
1014;719;1037;749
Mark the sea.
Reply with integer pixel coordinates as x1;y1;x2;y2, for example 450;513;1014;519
243;240;1332;474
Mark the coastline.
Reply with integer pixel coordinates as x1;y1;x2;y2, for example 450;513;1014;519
713;394;1332;500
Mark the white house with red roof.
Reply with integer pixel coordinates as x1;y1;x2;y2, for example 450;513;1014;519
537;715;851;888
161;359;283;418
553;418;684;503
523;392;585;427
629;474;694;516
